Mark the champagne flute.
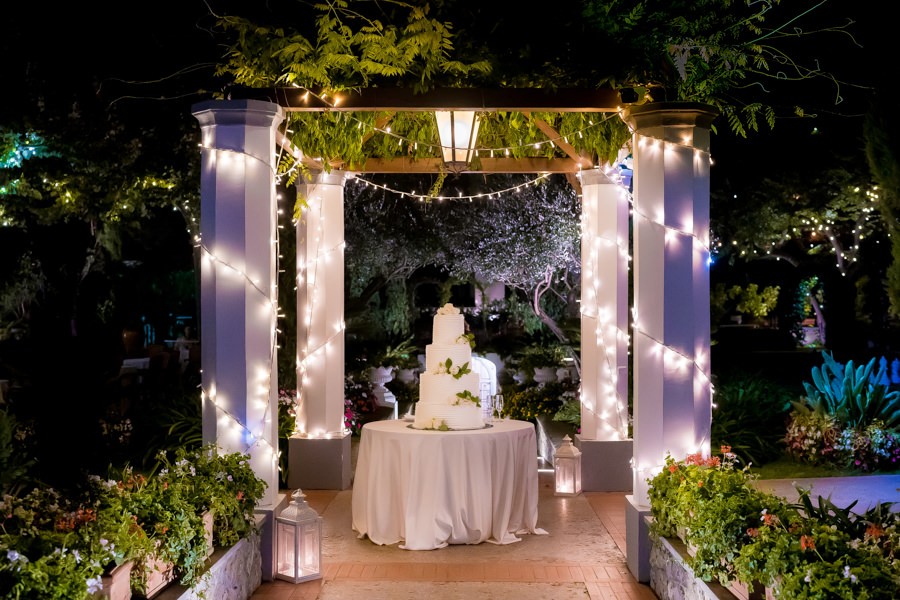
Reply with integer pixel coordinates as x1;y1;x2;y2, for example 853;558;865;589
493;394;504;420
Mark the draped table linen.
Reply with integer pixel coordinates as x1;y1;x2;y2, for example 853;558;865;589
352;419;547;550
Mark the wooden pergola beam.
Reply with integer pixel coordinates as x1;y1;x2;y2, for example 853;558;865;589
231;86;627;113
357;156;586;174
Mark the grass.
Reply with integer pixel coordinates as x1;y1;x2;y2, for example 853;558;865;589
750;455;900;480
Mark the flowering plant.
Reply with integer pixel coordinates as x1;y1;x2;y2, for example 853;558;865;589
831;421;900;472
0;485;152;599
96;467;209;594
344;372;376;435
647;447;900;597
155;444;267;547
783;405;841;465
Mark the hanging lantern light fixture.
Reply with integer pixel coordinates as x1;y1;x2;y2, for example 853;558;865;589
434;110;481;173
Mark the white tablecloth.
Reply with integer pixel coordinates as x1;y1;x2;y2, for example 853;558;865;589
352;419;547;550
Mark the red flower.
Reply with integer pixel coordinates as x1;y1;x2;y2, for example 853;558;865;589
668;464;678;473
762;513;777;527
746;528;759;538
800;535;815;551
697;481;703;487
237;491;245;501
720;445;732;454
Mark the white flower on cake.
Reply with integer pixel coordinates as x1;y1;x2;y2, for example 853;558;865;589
456;333;475;348
434;358;472;379
454;390;480;407
436;303;459;316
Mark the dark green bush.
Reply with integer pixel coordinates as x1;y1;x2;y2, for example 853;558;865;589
711;371;794;466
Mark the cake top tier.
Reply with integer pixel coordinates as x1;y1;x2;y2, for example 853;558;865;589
433;303;465;345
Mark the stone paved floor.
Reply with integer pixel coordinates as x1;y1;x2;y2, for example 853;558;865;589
252;430;655;600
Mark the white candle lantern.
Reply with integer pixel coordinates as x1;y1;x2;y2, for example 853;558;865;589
275;489;324;583
554;434;582;496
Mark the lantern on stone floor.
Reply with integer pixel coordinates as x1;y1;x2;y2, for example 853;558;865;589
275;489;323;583
554;435;582;496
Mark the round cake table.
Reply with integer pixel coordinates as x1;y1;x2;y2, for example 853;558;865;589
351;419;547;550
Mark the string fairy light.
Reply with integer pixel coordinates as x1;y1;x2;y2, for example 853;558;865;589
351;173;552;202
194;142;283;476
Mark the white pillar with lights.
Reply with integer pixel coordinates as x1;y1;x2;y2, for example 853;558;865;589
576;167;633;491
621;103;717;582
579;168;630;440
288;170;352;490
192;99;284;509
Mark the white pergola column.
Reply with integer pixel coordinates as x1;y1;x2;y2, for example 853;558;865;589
621;103;717;582
191;99;284;510
287;170;352;490
575;168;632;491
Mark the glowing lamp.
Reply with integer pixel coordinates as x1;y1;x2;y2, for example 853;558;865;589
434;110;480;173
275;489;323;583
554;435;582;496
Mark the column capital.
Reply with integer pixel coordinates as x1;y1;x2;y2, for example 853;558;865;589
579;168;616;187
191;99;284;128
621;102;718;132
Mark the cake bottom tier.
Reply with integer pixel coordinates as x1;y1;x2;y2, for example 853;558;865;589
412;403;483;430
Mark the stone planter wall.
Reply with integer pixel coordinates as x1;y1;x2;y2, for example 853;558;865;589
156;532;262;600
650;533;770;600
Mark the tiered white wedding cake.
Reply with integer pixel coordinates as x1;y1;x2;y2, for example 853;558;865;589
412;304;484;430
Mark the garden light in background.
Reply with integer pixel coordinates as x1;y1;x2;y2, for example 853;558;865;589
275;489;323;583
554;434;582;496
434;110;480;173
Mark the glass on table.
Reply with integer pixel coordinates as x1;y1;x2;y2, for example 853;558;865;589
492;394;505;420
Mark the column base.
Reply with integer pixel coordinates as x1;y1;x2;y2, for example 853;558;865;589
625;495;652;583
575;437;633;492
287;433;352;490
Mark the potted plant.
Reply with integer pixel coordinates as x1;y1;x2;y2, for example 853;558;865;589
155;444;267;549
105;467;208;599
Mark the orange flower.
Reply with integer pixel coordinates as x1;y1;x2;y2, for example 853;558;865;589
697;481;704;487
866;523;884;539
236;491;245;501
746;528;759;538
720;445;732;454
800;535;815;551
763;513;777;527
668;464;678;473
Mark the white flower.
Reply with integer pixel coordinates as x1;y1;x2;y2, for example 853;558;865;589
436;303;459;316
86;576;104;595
449;366;460;375
804;570;812;583
7;550;27;564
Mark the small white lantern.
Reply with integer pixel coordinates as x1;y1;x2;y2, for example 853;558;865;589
554;435;582;496
275;489;323;583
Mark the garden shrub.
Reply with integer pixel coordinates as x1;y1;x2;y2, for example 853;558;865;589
711;371;794;466
647;448;900;598
784;352;900;473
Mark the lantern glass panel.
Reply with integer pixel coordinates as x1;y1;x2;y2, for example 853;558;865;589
276;521;297;579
